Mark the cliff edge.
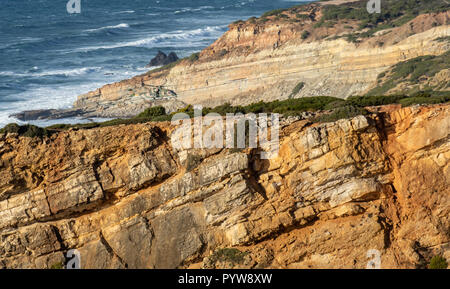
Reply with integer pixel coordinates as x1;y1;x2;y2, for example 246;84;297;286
68;0;450;119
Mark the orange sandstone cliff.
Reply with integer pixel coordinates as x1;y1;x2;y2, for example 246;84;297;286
0;104;448;269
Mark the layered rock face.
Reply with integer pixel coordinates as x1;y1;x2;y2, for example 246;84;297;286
0;104;448;269
72;10;450;118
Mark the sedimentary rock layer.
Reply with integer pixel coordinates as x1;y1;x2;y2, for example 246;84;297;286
0;104;448;268
72;11;450;118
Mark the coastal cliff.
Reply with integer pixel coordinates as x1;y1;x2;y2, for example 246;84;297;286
69;2;450;119
1;0;449;270
0;104;448;269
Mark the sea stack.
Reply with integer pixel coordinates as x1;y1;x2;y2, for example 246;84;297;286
147;50;179;67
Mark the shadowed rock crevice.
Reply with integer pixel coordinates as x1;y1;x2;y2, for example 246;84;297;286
99;231;128;269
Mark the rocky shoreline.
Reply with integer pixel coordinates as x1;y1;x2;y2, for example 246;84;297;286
10;86;186;121
10;2;450;123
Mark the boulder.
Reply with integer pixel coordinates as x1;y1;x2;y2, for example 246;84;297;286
147;50;179;67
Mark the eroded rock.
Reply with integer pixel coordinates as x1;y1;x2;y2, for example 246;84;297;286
0;104;448;269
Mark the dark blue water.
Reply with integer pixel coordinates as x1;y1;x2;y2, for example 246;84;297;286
0;0;312;127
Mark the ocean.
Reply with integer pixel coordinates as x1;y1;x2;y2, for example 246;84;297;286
0;0;313;128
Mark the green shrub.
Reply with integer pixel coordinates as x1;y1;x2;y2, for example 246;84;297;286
21;125;49;138
321;0;448;24
345;33;359;43
25;92;449;135
301;31;310;40
0;123;21;134
346;95;405;107
428;256;448;269
313;19;326;28
315;106;369;123
50;262;64;269
209;248;248;265
324;99;346;110
188;52;200;62
0;123;49;138
203;96;342;117
245;96;341;115
392;14;415;26
296;14;310;20
46;123;72;130
248;17;257;24
204;103;246;115
136;106;166;118
45;106;171;133
318;0;449;37
435;36;450;43
218;49;228;57
399;96;449;107
368;51;450;95
262;9;287;18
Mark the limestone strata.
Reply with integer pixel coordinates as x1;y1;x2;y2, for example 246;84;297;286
0;104;448;269
72;11;450;117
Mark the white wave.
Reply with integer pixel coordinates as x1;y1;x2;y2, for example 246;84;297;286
75;26;226;52
0;67;102;77
0;81;112;128
174;6;214;14
85;23;130;33
112;10;135;14
0;37;44;49
0;65;148;128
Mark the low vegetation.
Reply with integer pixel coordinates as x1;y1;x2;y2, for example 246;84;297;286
0;123;49;138
320;0;448;42
257;2;312;23
187;52;200;62
367;51;450;95
205;96;343;115
3;90;449;137
208;248;248;266
315;105;368;123
435;36;450;43
136;106;166;118
428;255;448;269
46;106;171;130
50;262;65;269
321;0;448;28
262;8;288;18
301;31;310;40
